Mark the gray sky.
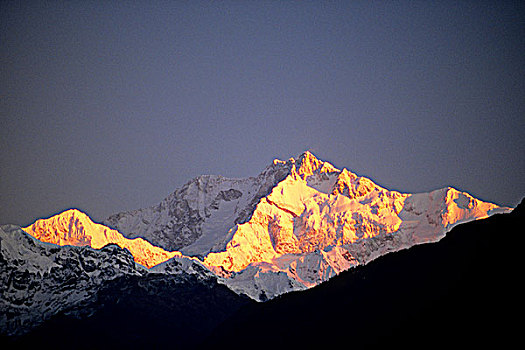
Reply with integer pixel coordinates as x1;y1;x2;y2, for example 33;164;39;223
1;1;524;226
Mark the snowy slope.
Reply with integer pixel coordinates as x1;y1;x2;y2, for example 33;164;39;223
0;224;142;336
4;151;510;303
102;151;509;300
199;152;508;299
0;223;217;337
23;209;181;268
104;162;291;253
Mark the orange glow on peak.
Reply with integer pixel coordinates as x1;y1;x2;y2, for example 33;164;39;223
23;210;179;268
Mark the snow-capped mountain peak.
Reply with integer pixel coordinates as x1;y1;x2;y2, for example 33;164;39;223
11;152;512;302
23;209;180;268
290;150;339;178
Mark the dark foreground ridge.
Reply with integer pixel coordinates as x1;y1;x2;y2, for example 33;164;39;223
2;272;251;349
204;198;524;349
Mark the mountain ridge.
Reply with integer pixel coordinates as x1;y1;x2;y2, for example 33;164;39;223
17;152;510;301
203;198;524;348
23;209;181;268
4;199;522;348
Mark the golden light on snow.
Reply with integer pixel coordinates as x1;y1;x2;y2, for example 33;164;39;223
22;152;507;294
23;209;180;268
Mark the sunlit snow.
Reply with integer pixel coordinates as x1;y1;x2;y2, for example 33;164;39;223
20;152;510;301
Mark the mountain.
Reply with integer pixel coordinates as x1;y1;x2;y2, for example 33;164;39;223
1;151;514;339
104;151;509;299
0;224;141;336
203;198;524;349
104;160;291;254
0;222;238;341
4;201;522;349
23;209;181;268
0;224;249;348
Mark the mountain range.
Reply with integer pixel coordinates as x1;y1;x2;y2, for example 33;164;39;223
1;151;519;346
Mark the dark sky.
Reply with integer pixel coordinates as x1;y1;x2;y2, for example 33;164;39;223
1;1;524;226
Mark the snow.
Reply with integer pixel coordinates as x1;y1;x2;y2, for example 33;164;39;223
23;209;180;268
203;154;507;300
0;224;59;274
179;179;260;256
6;151;511;303
104;161;292;252
0;224;143;336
